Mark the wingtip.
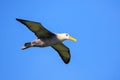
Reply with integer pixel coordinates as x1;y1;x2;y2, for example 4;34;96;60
16;18;19;20
64;62;69;64
16;18;22;21
64;59;70;64
16;18;26;24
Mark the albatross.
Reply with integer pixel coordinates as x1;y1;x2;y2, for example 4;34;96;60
16;18;77;64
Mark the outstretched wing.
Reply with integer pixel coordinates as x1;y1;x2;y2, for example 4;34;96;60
52;43;71;64
16;18;55;38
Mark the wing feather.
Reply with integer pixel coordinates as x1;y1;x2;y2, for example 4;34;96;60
16;18;55;38
52;43;70;64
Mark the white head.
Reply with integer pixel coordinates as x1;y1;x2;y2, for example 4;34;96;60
57;33;77;42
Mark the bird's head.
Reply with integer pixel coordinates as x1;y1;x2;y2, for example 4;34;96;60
57;33;77;42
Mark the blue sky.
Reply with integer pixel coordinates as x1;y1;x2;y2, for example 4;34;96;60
0;0;120;80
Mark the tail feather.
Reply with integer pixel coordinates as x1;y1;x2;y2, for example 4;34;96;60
21;42;31;50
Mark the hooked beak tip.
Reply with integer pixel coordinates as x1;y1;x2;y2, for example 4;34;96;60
74;39;77;42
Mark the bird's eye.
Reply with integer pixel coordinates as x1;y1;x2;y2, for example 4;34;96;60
66;34;69;36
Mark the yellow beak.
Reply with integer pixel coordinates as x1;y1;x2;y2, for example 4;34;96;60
69;36;77;42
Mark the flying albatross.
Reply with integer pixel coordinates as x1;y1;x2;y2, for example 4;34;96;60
16;18;77;64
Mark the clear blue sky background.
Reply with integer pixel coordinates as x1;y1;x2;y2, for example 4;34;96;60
0;0;120;80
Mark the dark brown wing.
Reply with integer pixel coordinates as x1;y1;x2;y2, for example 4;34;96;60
51;43;71;64
16;18;55;38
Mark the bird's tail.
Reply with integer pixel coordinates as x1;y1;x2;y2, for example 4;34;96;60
21;42;31;50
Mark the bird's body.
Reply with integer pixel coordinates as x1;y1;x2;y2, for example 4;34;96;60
22;34;62;49
16;18;77;64
22;33;70;49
